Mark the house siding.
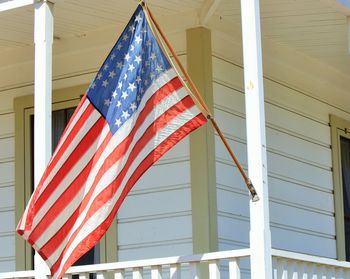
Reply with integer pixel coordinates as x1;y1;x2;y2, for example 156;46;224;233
0;110;16;272
211;30;350;259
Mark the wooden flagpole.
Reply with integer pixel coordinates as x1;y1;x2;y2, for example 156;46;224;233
142;2;259;202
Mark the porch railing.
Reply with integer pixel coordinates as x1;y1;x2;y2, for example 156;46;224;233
272;249;350;278
0;249;250;279
2;248;350;279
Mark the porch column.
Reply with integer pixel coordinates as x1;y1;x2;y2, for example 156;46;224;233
239;0;272;278
34;0;54;277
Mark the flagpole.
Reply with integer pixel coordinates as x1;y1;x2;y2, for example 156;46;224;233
143;2;259;202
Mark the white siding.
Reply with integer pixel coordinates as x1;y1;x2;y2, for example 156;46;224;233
0;111;15;272
211;48;350;258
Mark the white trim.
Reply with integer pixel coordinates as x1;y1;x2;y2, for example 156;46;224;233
240;0;272;278
0;0;36;12
34;1;53;278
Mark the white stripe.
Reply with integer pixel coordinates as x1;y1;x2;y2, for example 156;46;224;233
36;108;101;200
51;98;90;160
34;70;181;251
33;124;110;249
18;98;91;234
46;85;190;265
54;105;202;278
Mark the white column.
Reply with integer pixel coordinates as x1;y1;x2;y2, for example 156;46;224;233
239;0;272;279
34;1;54;278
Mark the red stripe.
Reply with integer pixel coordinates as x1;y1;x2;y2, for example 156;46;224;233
19;99;94;233
27;129;113;245
53;113;207;279
49;96;198;275
33;116;105;216
39;78;183;257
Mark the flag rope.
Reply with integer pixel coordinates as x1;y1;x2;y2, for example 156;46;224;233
143;1;259;202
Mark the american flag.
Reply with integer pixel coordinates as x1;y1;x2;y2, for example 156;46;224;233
17;4;207;279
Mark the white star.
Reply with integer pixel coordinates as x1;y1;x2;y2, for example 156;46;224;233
137;95;141;102
102;79;109;87
141;27;147;33
90;82;96;89
110;53;116;60
145;61;150;67
117;81;123;89
104;99;111;106
128;64;135;72
116;61;123;69
134;55;142;64
122;110;130;119
130;102;137;111
136;76;142;83
135;35;142;44
122;34;129;41
112;90;118;98
129;25;135;33
117;43;123;50
130;45;135;52
146;40;152;46
121;91;128;99
124;53;131;62
103;64;109;71
116;100;121;107
150;72;156;80
156;64;163;73
150;52;156;60
109;70;116;78
115;118;122;127
135;14;142;23
123;73;128;80
144;79;149;85
97;73;103;80
128;82;136;92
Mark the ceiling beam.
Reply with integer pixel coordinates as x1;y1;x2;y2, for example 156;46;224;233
0;0;37;12
199;0;222;26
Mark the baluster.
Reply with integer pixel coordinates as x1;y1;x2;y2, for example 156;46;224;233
96;272;106;279
133;267;143;279
169;264;180;279
189;262;200;279
209;260;220;279
287;260;298;279
151;266;162;279
114;270;125;279
228;258;240;279
297;262;307;279
79;273;89;279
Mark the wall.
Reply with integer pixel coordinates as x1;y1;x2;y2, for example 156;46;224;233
211;29;350;259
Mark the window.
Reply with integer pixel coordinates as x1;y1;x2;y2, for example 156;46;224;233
15;85;116;271
330;115;350;261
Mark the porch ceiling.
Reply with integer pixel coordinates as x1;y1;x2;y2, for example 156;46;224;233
0;0;349;77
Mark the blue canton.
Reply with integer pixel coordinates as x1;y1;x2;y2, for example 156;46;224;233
87;5;172;134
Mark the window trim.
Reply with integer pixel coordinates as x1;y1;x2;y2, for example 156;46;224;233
330;114;350;261
14;85;117;271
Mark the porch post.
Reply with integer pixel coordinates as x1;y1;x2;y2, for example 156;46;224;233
34;0;54;277
239;0;272;278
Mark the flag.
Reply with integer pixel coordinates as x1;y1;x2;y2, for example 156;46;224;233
17;4;207;279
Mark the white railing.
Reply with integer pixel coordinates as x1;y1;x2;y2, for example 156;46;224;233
272;249;350;279
3;248;350;279
0;249;250;279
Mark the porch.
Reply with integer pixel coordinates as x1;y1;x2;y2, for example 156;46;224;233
1;249;350;279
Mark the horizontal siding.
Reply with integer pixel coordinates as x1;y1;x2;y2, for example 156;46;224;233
0;110;16;272
117;138;193;260
212;54;350;258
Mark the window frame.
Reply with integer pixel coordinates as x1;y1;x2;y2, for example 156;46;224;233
14;85;117;271
330;114;350;261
